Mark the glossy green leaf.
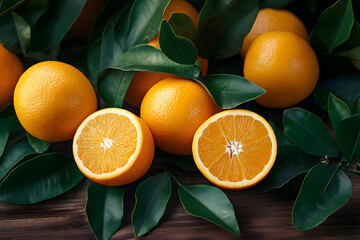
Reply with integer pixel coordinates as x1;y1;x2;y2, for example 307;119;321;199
178;184;240;236
112;44;201;78
336;46;360;60
0;119;9;157
252;145;317;193
259;0;292;8
101;21;123;69
126;0;170;49
312;74;360;113
0;153;84;204
26;132;51;153
197;0;259;59
0;13;21;52
269;122;291;147
0;104;23;133
293;164;352;230
16;0;49;26
0;0;25;15
11;12;30;55
99;69;134;108
198;74;265;109
328;93;351;131
310;0;354;52
336;113;360;162
168;13;197;42
87;38;102;83
0;137;35;181
283;108;338;158
159;20;197;65
132;172;171;237
86;182;126;240
30;0;86;51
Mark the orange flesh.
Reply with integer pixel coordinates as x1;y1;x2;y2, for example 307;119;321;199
76;113;137;174
197;115;272;182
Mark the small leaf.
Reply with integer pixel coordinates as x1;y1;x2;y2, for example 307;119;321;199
0;153;85;204
328;93;351;131
283;108;339;158
159;20;198;65
0;137;35;181
0;119;9;157
168;13;197;42
11;12;30;55
197;0;259;59
178;184;240;236
99;69;135;108
336;113;360;162
111;44;201;78
198;74;265;109
310;0;354;52
86;182;126;240
26;132;51;153
293;164;352;230
336;46;360;60
252;145;317;193
126;0;170;49
132;172;171;237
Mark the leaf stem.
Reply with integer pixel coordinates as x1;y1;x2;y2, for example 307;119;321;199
0;0;29;18
344;168;360;175
158;162;183;186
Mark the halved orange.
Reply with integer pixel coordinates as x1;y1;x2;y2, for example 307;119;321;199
73;108;154;186
192;109;277;190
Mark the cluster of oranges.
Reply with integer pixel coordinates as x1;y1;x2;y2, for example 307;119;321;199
1;0;322;190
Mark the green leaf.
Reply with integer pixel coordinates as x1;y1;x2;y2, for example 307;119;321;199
16;0;49;26
310;0;354;52
178;184;240;236
86;182;126;240
312;74;360;113
11;12;30;55
159;20;198;65
87;38;102;83
0;119;9;157
26;132;51;153
293;164;352;230
0;13;21;52
259;0;292;9
0;0;25;15
126;0;170;49
269;121;291;147
0;137;35;181
252;145;317;193
283;108;339;158
99;69;135;108
198;74;266;109
197;0;259;59
336;46;360;60
132;172;171;237
168;13;197;42
336;113;360;162
101;21;123;69
111;44;201;78
0;104;23;133
30;0;87;51
157;154;198;172
328;93;351;131
0;153;84;204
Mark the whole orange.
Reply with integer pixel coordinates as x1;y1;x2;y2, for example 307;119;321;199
14;61;97;142
140;77;220;155
241;8;308;58
0;43;24;110
125;39;208;108
244;31;319;109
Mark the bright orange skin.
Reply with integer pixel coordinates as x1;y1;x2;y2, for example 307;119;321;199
14;61;97;142
241;8;308;58
125;39;208;108
0;43;24;110
140;77;220;155
70;0;104;40
244;31;319;109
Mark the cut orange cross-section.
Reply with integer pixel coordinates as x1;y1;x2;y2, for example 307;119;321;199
192;109;277;190
73;108;154;186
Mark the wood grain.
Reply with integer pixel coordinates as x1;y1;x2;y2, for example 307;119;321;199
0;165;359;240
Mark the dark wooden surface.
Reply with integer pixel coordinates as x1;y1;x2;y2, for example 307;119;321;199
0;164;359;240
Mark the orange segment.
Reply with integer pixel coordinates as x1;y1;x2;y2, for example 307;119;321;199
193;109;277;190
73;108;154;186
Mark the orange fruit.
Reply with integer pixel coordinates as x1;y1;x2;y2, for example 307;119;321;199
70;0;104;40
0;43;24;110
241;8;308;58
140;77;220;155
125;39;208;108
192;109;277;190
14;61;97;142
73;108;154;186
244;31;319;108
